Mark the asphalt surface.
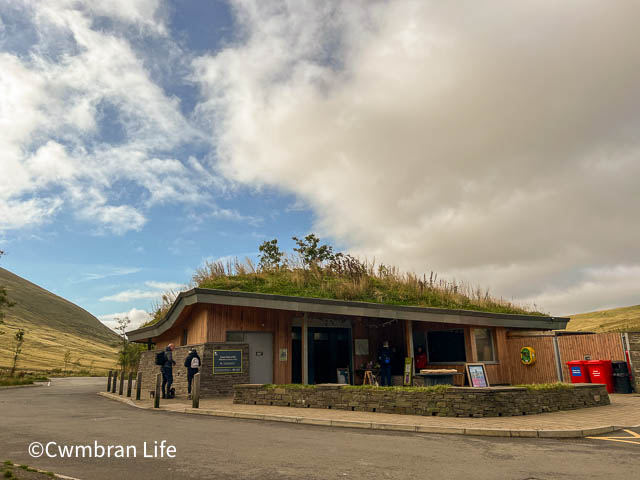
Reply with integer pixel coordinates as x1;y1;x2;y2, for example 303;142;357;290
1;378;639;480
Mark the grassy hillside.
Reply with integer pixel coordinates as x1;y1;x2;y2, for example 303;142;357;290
0;267;119;373
566;304;640;332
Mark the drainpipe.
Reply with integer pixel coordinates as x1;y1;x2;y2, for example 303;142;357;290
302;313;309;385
552;334;564;382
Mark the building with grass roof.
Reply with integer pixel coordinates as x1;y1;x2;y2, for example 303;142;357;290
127;287;569;396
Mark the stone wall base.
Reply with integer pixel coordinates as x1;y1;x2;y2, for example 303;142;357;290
234;384;609;418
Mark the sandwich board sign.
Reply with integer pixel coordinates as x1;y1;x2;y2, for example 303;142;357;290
465;363;490;387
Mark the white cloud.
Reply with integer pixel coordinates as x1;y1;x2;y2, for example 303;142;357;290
100;280;184;302
0;0;219;235
98;308;152;331
144;281;183;291
81;267;142;282
193;0;640;315
522;265;640;317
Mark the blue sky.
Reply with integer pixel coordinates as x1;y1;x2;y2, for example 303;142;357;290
2;1;640;326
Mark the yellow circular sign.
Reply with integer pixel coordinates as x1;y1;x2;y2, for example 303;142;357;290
520;346;536;365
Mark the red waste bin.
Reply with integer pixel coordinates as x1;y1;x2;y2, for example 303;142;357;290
567;360;591;383
585;360;614;393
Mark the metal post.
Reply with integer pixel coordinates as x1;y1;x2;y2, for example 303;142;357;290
126;372;133;397
552;335;564;382
107;371;112;392
154;373;161;408
192;373;200;409
119;370;125;395
111;371;118;393
135;372;142;401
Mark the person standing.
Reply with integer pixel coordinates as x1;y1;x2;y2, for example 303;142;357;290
378;341;393;387
162;343;176;399
415;345;427;372
184;348;201;399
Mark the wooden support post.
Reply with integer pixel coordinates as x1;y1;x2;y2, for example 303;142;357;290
106;370;112;392
192;372;200;409
135;371;142;400
154;373;161;408
126;372;133;397
111;371;118;393
118;370;125;395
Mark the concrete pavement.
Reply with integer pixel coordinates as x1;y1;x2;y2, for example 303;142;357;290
104;389;640;438
2;377;640;480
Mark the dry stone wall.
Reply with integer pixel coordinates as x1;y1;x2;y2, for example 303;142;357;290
627;333;640;391
138;342;249;398
234;384;609;418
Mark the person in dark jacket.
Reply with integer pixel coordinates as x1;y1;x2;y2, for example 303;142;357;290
162;343;176;399
184;348;201;399
378;341;393;386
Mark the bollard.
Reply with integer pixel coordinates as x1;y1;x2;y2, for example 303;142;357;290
107;370;112;392
154;373;161;408
119;370;125;395
192;372;200;409
135;371;142;401
127;372;133;397
111;371;118;393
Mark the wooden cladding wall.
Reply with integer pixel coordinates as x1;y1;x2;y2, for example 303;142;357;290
505;335;558;385
154;305;196;349
505;332;625;385
557;333;624;381
154;304;294;384
206;304;294;384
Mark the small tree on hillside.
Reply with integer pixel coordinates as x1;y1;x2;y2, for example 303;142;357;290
292;234;335;268
115;317;131;370
258;239;284;271
10;329;25;377
63;349;72;375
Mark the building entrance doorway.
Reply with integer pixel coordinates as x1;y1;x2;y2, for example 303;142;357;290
308;327;352;384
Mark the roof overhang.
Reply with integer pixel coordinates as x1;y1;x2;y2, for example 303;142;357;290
127;288;569;342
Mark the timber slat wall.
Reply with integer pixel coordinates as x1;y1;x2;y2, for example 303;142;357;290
505;332;626;384
557;333;624;381
505;334;558;384
207;304;294;384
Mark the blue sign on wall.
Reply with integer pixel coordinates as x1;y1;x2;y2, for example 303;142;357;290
213;349;243;374
570;366;582;377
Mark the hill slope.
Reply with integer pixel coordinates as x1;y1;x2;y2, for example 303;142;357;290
566;304;640;332
0;267;119;372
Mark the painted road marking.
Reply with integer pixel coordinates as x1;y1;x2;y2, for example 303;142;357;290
587;429;640;445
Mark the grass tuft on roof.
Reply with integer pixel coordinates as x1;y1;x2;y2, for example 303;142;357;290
146;235;546;326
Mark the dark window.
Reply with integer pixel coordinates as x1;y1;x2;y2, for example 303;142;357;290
226;331;245;342
181;329;188;346
474;328;495;362
427;329;466;363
